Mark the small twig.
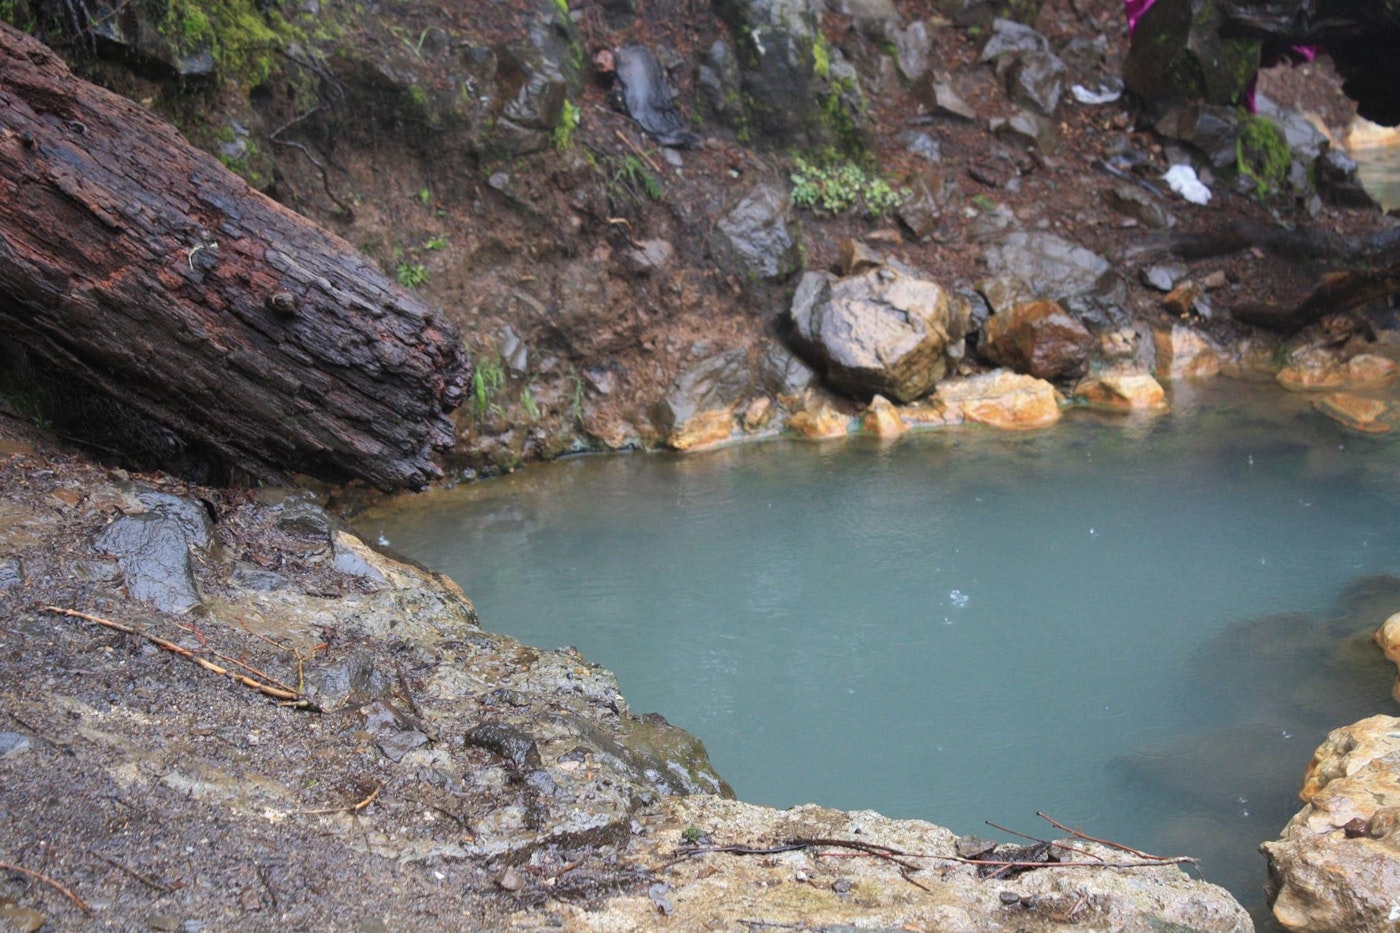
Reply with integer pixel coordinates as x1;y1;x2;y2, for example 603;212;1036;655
613;128;662;175
42;607;320;712
294;780;384;816
1037;812;1175;861
88;850;174;893
985;819;1101;862
0;860;91;913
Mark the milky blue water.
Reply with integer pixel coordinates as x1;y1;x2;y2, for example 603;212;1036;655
359;379;1400;924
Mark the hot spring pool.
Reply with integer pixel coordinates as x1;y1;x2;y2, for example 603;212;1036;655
358;378;1400;924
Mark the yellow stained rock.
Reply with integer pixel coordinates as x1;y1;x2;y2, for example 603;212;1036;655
788;404;850;439
668;409;734;451
1153;325;1220;380
935;371;1061;429
861;395;905;439
1375;613;1400;700
1314;393;1390;433
1076;373;1168;411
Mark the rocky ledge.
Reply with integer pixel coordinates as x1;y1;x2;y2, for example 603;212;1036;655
0;425;1249;930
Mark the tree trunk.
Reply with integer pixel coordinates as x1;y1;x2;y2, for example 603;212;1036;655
0;23;468;490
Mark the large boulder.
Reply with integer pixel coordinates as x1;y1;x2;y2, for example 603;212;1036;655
712;0;867;149
1123;0;1260;118
1262;715;1400;932
785;265;969;403
979;299;1094;380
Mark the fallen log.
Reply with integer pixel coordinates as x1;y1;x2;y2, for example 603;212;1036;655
0;23;468;489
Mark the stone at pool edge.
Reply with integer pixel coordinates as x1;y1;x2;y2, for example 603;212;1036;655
1261;714;1400;933
1074;373;1169;412
1313;393;1391;434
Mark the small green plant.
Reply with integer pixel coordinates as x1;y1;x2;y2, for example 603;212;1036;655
472;349;507;420
424;233;449;251
681;826;703;845
790;154;906;216
614;154;663;200
416;187;432;205
396;262;428;288
520;386;541;421
553;99;581;152
567;366;587;423
971;193;999;214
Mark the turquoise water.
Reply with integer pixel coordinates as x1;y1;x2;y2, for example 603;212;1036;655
360;380;1400;923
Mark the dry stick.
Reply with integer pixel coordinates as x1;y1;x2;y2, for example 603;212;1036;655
613;128;663;175
985;819;1102;862
295;781;385;816
1036;811;1179;862
0;860;91;913
42;607;320;712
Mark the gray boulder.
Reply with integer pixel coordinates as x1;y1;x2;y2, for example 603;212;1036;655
711;184;804;283
983;232;1127;329
785;264;969;402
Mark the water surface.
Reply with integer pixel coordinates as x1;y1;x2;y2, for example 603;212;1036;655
360;379;1400;923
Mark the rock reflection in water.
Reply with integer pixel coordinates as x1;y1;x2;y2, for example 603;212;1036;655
1112;576;1400;926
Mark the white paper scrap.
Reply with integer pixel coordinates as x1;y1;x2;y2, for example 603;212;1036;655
1164;164;1212;205
1071;84;1121;105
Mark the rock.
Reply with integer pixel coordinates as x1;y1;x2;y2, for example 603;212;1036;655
1153;326;1220;380
0;731;31;759
980;20;1065;120
1315;393;1391;433
696;39;743;125
1075;373;1169;411
1123;0;1260;117
1316;149;1379;209
1278;350;1399;392
978;299;1094;380
332;532;391;590
892;19;932;82
657;349;752;450
759;343;819;400
896;175;945;240
983;232;1124;329
1140;263;1186;292
837;238;883;277
493;32;577;155
1163;280;1202;316
991;109;1056;152
861;395;905;438
713;0;866;149
934;371;1062;429
1375;613;1400;699
0;907;46;933
914;71;978;120
785;265;968;403
622;238;674;276
788;400;851;439
577;795;1250;931
92;511;203;615
668;409;735;451
711;184;803;283
1105;184;1176;229
1262;716;1400;932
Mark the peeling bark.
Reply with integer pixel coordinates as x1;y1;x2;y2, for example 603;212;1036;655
0;23;468;489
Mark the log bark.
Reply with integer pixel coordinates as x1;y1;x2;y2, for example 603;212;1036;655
0;23;468;489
